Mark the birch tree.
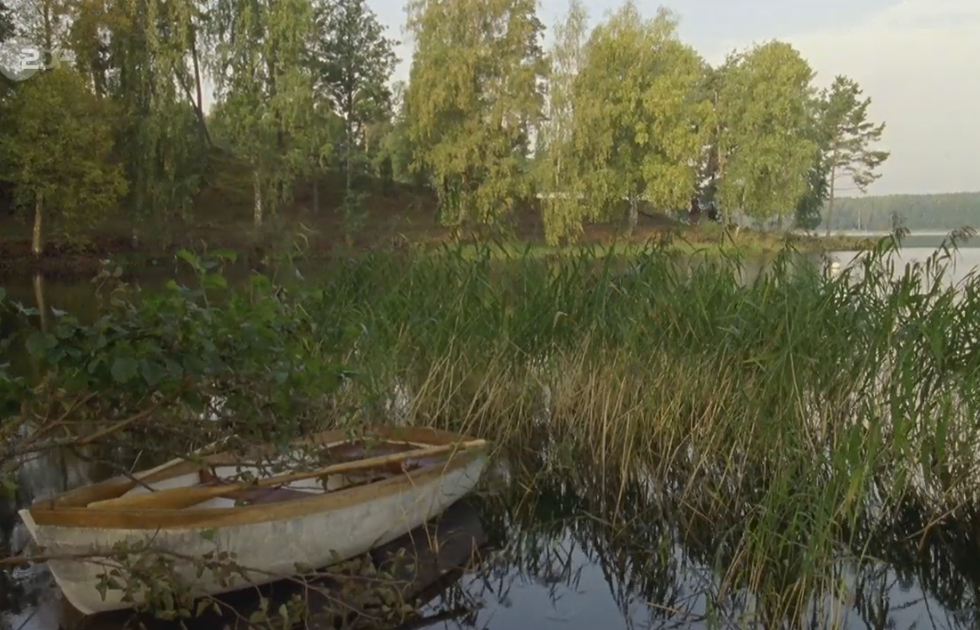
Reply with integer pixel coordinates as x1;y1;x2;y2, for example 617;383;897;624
0;67;126;257
571;3;712;236
207;0;316;227
821;75;889;235
715;41;816;226
536;0;588;244
6;0;68;59
404;0;548;228
59;0;212;239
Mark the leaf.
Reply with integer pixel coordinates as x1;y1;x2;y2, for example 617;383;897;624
165;359;184;379
1;477;18;497
140;360;166;387
212;249;238;263
176;250;200;269
195;599;210;617
110;356;139;384
203;273;228;290
25;332;53;357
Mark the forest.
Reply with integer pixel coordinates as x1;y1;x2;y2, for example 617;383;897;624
0;0;892;257
826;192;980;232
5;2;980;624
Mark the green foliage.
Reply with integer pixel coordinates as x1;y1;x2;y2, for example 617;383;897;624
7;235;980;623
793;156;828;231
309;0;397;236
565;3;711;237
715;41;817;225
821;75;890;235
405;0;548;227
0;67;126;242
536;0;588;244
793;95;832;231
207;0;317;225
44;0;213;243
0;0;896;250
379;80;428;187
0;251;354;459
0;1;13;42
310;0;397;168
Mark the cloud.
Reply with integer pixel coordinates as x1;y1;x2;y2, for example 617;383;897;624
736;0;980;195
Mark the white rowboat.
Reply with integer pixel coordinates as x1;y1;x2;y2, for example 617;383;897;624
17;426;489;616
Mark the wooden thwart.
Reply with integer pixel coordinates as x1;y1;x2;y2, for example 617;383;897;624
86;439;488;511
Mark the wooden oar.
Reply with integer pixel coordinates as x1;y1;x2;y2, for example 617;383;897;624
87;439;488;511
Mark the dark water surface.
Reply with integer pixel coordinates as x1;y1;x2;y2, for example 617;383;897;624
4;245;980;630
6;443;980;630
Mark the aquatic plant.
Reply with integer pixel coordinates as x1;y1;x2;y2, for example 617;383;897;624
3;229;980;627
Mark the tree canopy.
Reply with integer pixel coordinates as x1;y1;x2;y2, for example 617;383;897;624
0;0;899;249
0;1;13;42
0;67;126;255
558;4;711;238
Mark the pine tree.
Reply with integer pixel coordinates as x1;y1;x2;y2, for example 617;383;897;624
822;75;889;235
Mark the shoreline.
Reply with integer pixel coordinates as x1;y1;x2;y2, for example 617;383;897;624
0;229;874;280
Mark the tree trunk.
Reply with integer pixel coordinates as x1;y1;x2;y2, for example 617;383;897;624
253;171;263;227
42;1;53;63
312;175;320;215
626;195;639;236
33;272;49;334
825;167;837;237
825;144;839;237
32;192;44;257
345;121;353;197
190;28;212;148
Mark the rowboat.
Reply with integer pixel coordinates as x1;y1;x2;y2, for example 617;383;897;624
17;426;489;616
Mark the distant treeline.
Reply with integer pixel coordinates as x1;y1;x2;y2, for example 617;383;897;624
826;192;980;232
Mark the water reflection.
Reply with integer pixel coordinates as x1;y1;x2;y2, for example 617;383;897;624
463;458;980;630
6;443;980;629
2;462;490;630
8;246;980;630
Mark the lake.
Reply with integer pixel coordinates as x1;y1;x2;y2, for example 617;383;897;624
3;240;980;630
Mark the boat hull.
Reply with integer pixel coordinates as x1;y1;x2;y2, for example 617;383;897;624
19;454;487;615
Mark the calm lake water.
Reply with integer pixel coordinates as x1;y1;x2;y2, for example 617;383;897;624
4;240;980;630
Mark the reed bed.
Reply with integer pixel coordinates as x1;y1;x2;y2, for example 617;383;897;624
299;233;980;625
5;230;980;627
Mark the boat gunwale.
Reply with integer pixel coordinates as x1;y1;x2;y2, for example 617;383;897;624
22;426;488;531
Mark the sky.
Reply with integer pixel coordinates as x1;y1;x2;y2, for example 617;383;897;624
361;0;980;196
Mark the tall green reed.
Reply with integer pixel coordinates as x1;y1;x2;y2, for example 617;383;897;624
5;231;980;626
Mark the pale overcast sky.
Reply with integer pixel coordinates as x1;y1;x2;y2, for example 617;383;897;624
361;0;980;196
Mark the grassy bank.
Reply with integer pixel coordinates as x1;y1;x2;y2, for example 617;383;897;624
0;160;871;276
4;235;970;624
0;213;871;277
